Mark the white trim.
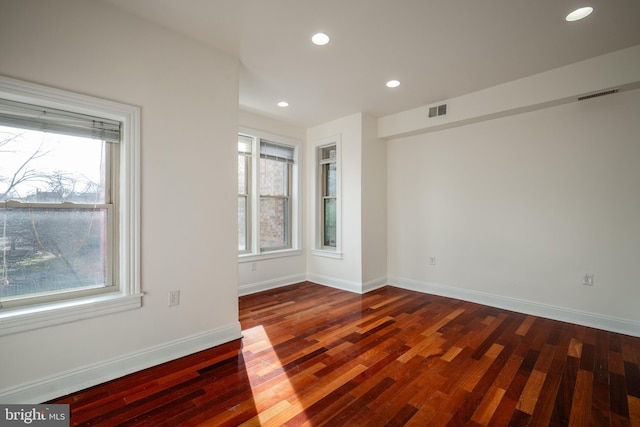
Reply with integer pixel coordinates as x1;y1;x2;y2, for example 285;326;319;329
311;249;343;259
0;293;142;336
239;275;387;296
119;99;141;301
306;273;363;294
0;323;242;404
362;277;388;293
0;76;137;123
388;276;640;337
239;274;307;296
0;75;141;334
239;249;303;263
312;135;342;254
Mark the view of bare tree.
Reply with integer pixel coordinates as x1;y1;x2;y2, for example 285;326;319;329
1;129;107;298
0;130;50;201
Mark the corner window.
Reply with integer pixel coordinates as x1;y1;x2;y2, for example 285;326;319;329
0;76;140;335
238;129;300;260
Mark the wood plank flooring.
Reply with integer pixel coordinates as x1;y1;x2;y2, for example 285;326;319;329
50;282;640;426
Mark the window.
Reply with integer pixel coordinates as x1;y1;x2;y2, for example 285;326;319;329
0;76;140;335
313;136;341;257
238;129;299;259
319;145;337;248
259;140;293;250
238;135;251;252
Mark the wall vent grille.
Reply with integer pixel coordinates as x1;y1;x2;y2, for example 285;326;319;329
428;104;447;118
578;89;619;101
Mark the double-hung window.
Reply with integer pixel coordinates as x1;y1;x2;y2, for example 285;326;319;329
0;76;140;335
259;140;293;250
319;145;337;248
237;135;251;253
313;136;341;257
238;130;299;259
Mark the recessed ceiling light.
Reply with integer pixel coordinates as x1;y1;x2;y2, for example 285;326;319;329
277;101;289;107
566;6;593;21
312;32;330;46
386;80;400;88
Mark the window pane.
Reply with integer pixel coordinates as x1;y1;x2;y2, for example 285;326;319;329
238;155;247;194
260;140;294;162
260;158;288;197
323;198;336;247
0;126;106;203
238;135;252;154
238;196;248;251
324;162;336;197
260;197;289;248
0;207;107;300
320;146;336;161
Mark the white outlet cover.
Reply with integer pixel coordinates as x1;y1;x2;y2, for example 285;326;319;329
169;290;180;306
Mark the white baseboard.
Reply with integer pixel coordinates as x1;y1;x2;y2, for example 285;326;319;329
0;322;242;404
239;274;307;296
305;273;364;293
362;277;388;293
388;276;640;337
240;273;388;296
305;274;387;294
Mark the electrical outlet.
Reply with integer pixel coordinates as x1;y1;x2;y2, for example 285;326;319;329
429;257;436;266
251;262;257;271
169;290;180;306
582;273;594;286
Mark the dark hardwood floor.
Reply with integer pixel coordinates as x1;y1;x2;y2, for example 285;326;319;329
50;282;640;426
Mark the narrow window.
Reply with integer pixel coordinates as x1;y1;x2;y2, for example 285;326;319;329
319;145;337;248
237;135;252;253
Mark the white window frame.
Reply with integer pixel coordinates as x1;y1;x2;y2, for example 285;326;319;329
238;128;301;262
312;135;342;259
237;135;252;254
0;76;141;336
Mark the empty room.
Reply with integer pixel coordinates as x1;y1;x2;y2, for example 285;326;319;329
1;0;639;425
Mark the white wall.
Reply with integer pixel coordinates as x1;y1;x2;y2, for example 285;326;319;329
238;110;306;294
387;88;640;334
361;114;387;287
239;109;306;142
379;45;640;138
0;0;240;402
306;113;364;289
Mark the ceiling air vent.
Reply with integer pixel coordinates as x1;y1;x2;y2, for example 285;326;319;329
428;103;447;118
578;89;619;101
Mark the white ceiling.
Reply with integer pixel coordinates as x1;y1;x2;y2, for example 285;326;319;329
102;0;640;128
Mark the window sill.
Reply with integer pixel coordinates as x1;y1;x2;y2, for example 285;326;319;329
0;293;143;337
239;249;303;263
311;249;343;259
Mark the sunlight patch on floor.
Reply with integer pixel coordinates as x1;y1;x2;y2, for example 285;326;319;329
240;325;310;426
